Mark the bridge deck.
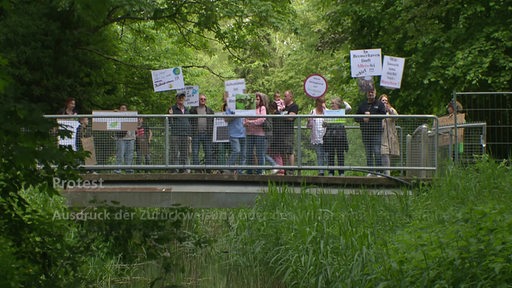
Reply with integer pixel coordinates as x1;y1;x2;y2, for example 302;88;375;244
63;173;426;208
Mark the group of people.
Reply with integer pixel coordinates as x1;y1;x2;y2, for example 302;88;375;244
58;86;401;176
222;90;299;175
57;98;152;174
308;88;400;177
167;90;299;175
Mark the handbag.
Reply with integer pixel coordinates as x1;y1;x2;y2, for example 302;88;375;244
263;117;273;135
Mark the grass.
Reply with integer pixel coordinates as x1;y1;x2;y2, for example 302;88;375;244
208;156;512;287
19;156;507;287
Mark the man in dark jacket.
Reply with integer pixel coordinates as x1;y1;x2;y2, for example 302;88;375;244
189;94;215;172
168;93;192;173
355;88;386;174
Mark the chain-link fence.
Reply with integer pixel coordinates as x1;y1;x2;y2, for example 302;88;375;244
48;111;491;177
453;92;512;162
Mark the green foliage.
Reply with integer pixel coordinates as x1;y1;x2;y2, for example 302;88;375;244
229;157;512;287
318;0;512;114
0;187;88;287
0;235;26;288
380;156;512;287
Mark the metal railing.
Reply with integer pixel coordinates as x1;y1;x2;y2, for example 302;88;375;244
47;113;488;178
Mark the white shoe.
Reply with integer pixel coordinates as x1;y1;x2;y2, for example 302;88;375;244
366;173;373;177
270;169;280;175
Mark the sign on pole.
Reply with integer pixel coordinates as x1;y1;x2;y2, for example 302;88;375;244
151;67;185;92
380;55;405;89
350;49;382;78
303;74;328;99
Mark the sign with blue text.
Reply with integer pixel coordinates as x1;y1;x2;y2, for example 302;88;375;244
176;85;200;107
151;67;185;92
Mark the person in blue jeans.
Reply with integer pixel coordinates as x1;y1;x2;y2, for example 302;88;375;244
224;107;246;174
114;104;135;174
189;94;215;173
244;92;267;175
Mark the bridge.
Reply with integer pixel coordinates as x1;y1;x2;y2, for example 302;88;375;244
50;112;487;208
63;172;423;208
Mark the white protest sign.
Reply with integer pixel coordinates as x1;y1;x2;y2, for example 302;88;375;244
380;55;405;89
225;79;245;97
213;113;229;143
350;49;382;78
225;79;246;112
304;74;328;99
57;119;79;150
151;67;185;92
176;85;200;107
92;111;138;131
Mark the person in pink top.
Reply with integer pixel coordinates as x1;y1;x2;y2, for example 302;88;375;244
244;92;268;175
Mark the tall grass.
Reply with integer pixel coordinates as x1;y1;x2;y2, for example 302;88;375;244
225;156;512;287
15;156;507;287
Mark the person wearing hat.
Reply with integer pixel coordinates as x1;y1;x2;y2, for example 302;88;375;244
168;93;192;173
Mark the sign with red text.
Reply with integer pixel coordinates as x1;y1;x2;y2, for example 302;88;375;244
380;56;405;89
350;49;382;78
304;74;328;98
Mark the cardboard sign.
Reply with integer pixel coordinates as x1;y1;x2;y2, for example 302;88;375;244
437;113;465;146
91;110;138;131
81;137;97;165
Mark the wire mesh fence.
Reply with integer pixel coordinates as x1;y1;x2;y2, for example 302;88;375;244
454;92;512;162
48;111;491;177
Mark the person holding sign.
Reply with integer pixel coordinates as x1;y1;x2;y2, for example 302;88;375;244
223;103;247;175
273;90;299;175
323;97;351;176
114;104;136;174
307;96;327;176
379;94;400;176
168;93;192;173
355;88;386;175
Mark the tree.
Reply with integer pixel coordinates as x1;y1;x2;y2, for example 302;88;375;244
318;0;512;114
